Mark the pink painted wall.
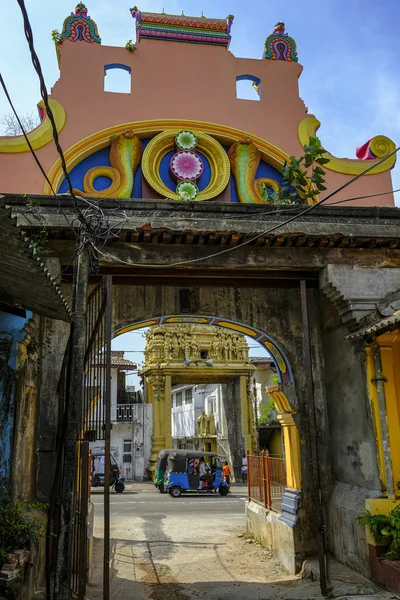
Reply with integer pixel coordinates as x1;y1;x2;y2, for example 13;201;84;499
0;37;395;206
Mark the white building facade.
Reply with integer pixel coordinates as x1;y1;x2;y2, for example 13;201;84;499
171;383;226;453
89;352;152;481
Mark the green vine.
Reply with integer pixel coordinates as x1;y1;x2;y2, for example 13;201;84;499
262;136;330;205
51;30;63;45
24;197;49;258
125;40;136;52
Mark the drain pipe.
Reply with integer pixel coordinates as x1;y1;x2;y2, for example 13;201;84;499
371;341;395;499
300;280;329;597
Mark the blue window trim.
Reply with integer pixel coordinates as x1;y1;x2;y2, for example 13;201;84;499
104;63;132;74
236;74;261;100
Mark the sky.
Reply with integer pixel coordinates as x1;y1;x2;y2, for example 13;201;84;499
111;329;270;388
1;0;399;203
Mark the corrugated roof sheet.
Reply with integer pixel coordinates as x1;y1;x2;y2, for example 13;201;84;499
0;200;70;321
347;310;400;341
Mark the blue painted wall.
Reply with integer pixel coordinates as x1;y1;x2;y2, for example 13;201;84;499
0;310;32;495
58;138;283;201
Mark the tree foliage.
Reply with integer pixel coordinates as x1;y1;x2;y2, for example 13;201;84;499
262;136;330;205
0;112;40;136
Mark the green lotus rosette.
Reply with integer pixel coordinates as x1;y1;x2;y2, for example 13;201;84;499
175;130;198;151
176;180;199;201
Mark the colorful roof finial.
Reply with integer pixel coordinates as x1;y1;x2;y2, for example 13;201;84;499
226;15;234;35
60;3;101;43
263;22;298;62
130;8;233;48
130;6;141;23
75;2;88;16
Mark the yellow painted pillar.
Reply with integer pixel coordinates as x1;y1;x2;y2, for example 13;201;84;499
240;375;253;452
164;374;173;449
270;391;302;491
147;376;166;473
277;413;301;490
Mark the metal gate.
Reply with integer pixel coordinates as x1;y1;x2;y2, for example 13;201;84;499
71;276;112;599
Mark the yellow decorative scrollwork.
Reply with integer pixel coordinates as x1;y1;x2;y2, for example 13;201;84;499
298;116;396;175
0;99;66;154
141;130;230;201
72;130;142;198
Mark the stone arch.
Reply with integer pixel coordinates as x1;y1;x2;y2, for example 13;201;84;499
112;312;301;492
113;315;293;384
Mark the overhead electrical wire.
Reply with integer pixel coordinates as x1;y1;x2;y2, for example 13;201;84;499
14;0;130;262
11;0;400;271
96;143;400;269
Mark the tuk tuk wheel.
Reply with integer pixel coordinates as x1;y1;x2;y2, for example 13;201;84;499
169;486;182;498
219;486;229;496
158;483;165;493
115;481;125;493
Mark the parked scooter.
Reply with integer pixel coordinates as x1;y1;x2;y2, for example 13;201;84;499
111;474;125;493
91;452;125;493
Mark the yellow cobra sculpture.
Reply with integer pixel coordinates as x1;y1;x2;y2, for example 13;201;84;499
72;130;142;198
228;136;281;203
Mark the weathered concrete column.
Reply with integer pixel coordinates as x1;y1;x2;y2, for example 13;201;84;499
240;375;253;453
163;374;173;449
222;379;244;480
36;317;70;500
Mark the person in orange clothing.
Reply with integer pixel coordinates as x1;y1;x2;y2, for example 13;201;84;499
222;461;231;485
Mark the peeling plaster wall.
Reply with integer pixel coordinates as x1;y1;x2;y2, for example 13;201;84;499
0;309;37;498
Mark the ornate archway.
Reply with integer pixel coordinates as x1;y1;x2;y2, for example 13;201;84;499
113;315;301;491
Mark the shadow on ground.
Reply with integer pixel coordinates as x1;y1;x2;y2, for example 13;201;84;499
88;576;391;600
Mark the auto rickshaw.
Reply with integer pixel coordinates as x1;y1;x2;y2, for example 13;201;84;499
91;452;125;493
154;449;174;493
164;450;230;497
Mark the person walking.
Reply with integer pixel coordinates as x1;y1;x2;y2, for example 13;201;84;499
241;454;247;483
222;461;231;485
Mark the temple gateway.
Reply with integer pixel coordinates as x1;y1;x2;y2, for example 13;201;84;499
1;3;399;593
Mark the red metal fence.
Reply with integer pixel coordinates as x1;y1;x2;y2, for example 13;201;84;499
247;450;286;511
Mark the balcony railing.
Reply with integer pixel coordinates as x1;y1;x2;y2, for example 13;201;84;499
112;404;143;423
117;390;140;405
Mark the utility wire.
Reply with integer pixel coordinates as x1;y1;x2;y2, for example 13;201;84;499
12;0;400;270
0;73;57;196
14;0;129;263
15;0;76;200
97;144;400;269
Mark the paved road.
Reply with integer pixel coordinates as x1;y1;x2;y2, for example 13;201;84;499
88;482;395;600
91;482;248;518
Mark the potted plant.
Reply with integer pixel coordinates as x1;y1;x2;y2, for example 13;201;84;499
358;504;400;595
358;504;400;560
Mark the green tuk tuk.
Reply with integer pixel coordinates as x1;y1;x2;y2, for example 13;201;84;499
154;449;174;493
